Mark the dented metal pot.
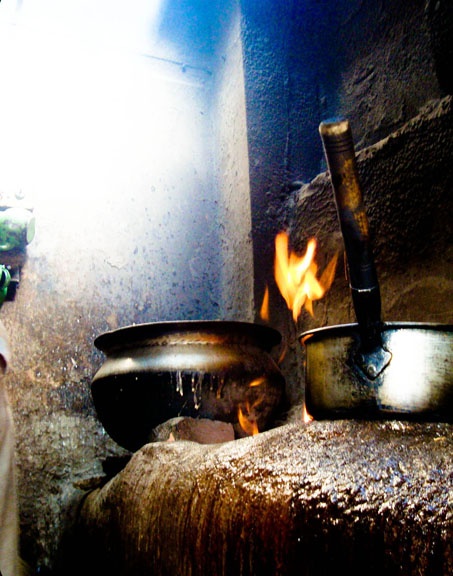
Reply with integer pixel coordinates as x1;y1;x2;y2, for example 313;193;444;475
91;320;286;451
299;118;453;421
300;322;453;420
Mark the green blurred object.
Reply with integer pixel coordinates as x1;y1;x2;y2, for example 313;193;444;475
0;266;11;306
0;207;35;252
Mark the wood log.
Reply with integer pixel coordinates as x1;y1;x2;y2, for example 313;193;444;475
69;420;452;576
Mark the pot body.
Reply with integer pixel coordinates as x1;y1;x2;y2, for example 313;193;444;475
92;321;286;451
300;322;453;421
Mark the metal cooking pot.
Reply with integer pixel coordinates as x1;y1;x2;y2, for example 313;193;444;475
300;119;453;421
301;322;452;420
91;320;286;451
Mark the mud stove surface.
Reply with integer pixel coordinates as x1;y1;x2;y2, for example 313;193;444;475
70;418;452;576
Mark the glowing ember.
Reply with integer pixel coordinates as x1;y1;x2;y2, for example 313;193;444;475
272;231;338;323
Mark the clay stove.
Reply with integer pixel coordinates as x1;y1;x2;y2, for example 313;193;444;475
71;419;451;576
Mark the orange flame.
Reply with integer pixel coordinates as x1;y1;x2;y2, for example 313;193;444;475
238;403;259;436
302;403;313;423
237;377;265;436
249;376;266;387
272;231;338;323
260;286;270;322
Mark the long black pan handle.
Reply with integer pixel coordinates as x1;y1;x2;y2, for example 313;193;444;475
319;118;382;351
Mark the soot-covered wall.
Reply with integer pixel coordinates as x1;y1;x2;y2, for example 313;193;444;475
241;0;452;403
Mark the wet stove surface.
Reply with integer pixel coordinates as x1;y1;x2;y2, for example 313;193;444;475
73;418;452;576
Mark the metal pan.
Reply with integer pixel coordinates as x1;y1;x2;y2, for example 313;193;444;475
299;118;453;421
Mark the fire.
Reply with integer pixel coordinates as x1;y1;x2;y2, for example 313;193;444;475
237;377;265;436
254;233;337;432
249;376;265;387
302;403;313;423
238;403;259;436
272;231;338;323
260;286;270;322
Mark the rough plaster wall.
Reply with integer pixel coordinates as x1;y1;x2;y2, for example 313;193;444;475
213;2;254;322
240;0;292;298
0;61;218;571
240;0;305;404
334;0;441;149
0;2;249;572
291;96;453;336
